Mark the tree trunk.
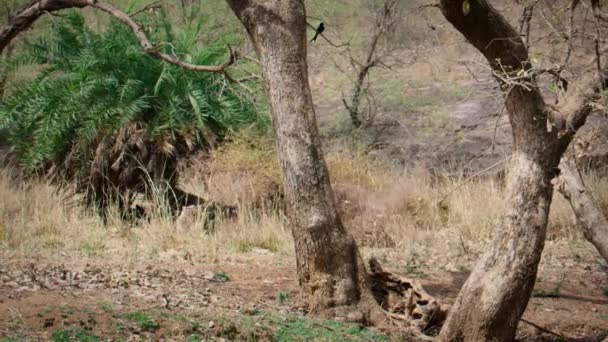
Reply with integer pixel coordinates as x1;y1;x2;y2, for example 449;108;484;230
438;89;560;342
438;1;563;340
225;0;378;320
555;158;608;263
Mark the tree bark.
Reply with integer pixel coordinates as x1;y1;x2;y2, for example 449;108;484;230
555;158;608;263
225;0;379;319
438;1;562;340
438;0;607;340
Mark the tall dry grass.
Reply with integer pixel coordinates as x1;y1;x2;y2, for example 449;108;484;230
0;165;292;262
1;139;607;262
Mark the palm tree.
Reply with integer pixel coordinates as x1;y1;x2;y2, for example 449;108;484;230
0;11;266;221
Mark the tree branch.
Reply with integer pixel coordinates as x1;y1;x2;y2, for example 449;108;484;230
556;68;607;154
554;157;608;263
305;21;350;48
0;0;236;73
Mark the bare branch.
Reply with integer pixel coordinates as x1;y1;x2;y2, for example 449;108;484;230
517;0;539;48
305;21;350;48
556;71;606;154
128;0;162;17
341;0;400;128
554;157;608;263
590;0;605;90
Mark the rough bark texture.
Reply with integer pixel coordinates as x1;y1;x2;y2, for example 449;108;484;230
225;0;378;319
438;0;607;340
438;1;561;340
555;159;608;263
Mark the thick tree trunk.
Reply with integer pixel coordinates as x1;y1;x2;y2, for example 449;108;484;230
225;0;378;319
438;1;562;340
438;89;559;342
555;159;608;262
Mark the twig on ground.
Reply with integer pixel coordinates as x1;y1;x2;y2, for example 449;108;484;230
520;318;567;340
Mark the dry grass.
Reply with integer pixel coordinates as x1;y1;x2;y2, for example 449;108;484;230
0;164;292;263
1;140;607;262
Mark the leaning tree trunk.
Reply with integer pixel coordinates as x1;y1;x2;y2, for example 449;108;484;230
438;1;564;340
225;0;380;320
555;158;608;263
438;82;560;342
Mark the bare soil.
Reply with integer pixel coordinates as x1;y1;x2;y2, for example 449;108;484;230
1;240;607;341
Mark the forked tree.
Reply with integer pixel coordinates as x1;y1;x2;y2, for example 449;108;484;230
2;0;607;340
437;0;606;340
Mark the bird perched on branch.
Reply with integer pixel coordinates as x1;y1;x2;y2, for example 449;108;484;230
311;22;325;42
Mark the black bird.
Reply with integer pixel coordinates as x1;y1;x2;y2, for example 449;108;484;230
311;22;325;42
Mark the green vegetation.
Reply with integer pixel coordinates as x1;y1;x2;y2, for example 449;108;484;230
276;291;289;304
51;329;102;342
271;315;386;341
212;271;230;282
125;311;160;332
0;10;266;218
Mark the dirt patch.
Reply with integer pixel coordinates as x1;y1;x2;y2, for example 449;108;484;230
1;243;606;341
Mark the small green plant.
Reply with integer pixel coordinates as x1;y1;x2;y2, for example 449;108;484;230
186;335;200;342
271;315;386;341
276;291;289;304
125;311;160;332
51;329;101;342
213;271;230;282
97;301;113;313
455;264;468;272
602;288;608;297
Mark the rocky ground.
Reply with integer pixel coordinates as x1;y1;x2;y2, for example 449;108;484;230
1;236;607;341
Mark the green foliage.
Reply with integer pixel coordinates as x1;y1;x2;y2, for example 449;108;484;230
212;271;230;282
602;287;608;297
1;10;264;171
276;291;289;304
0;10;266;215
186;335;200;342
125;311;160;332
0;338;19;342
271;315;386;341
51;329;102;342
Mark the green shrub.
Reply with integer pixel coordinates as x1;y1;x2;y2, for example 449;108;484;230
0;10;267;217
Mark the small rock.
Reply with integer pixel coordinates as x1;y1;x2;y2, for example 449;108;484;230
346;310;365;323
